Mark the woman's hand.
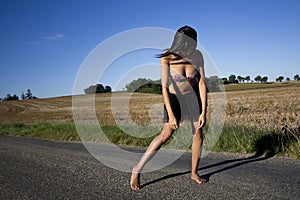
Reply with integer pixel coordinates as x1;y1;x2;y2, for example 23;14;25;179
197;112;206;129
168;115;178;130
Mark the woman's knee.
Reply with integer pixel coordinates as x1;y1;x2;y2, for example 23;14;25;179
160;125;174;142
193;129;203;140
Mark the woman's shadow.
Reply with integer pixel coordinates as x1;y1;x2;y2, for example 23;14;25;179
140;133;278;188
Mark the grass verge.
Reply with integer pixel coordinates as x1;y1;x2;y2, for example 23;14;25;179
0;123;80;141
214;123;300;158
0;122;299;158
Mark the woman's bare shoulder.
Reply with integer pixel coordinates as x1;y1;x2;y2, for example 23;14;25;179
162;49;169;54
160;49;171;66
161;49;174;62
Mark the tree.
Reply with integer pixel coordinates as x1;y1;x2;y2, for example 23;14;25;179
222;77;229;84
25;89;33;99
237;76;244;83
254;75;262;82
4;94;19;101
286;77;290;81
261;76;268;83
126;78;149;92
21;92;26;100
241;77;246;83
294;74;300;81
96;84;105;93
22;89;37;99
276;76;284;82
84;85;96;94
125;78;162;94
228;75;237;84
84;84;112;94
245;76;251;83
104;86;112;93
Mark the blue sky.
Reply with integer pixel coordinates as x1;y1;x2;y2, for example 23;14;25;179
0;0;299;98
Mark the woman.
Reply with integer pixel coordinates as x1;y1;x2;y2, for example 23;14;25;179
130;25;207;190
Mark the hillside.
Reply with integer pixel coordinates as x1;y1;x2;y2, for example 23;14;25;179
0;82;299;134
1;83;299;157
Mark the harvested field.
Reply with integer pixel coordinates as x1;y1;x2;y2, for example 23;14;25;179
1;83;299;157
0;83;299;135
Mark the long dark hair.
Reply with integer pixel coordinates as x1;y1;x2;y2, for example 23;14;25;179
158;25;198;60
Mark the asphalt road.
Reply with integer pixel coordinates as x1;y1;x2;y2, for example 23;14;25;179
0;135;299;200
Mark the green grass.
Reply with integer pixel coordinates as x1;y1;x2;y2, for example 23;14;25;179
0;123;158;146
0;123;80;141
0;122;299;158
213;123;300;158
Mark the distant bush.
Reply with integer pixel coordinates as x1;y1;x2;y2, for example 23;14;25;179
84;84;112;94
2;89;37;101
125;76;225;94
21;89;38;100
3;94;19;101
126;78;162;94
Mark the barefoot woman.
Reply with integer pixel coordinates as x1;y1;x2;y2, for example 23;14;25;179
130;25;207;190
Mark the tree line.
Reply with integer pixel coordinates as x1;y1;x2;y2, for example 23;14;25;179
1;89;37;101
2;73;298;101
84;84;112;94
222;74;299;84
124;73;300;94
125;78;162;94
124;76;223;94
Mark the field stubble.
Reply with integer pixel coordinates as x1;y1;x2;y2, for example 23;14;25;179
225;86;299;134
1;86;298;132
0;84;299;157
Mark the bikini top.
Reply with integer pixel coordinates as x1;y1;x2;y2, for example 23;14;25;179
170;70;200;86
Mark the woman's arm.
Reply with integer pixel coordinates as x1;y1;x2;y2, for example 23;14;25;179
160;55;178;130
197;52;207;128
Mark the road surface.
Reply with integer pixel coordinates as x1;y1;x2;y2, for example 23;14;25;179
0;135;299;199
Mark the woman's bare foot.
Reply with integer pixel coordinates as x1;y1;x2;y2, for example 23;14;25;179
191;173;206;184
130;168;140;190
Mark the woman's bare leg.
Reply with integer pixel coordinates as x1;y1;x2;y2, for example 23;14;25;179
191;124;206;184
130;123;174;190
